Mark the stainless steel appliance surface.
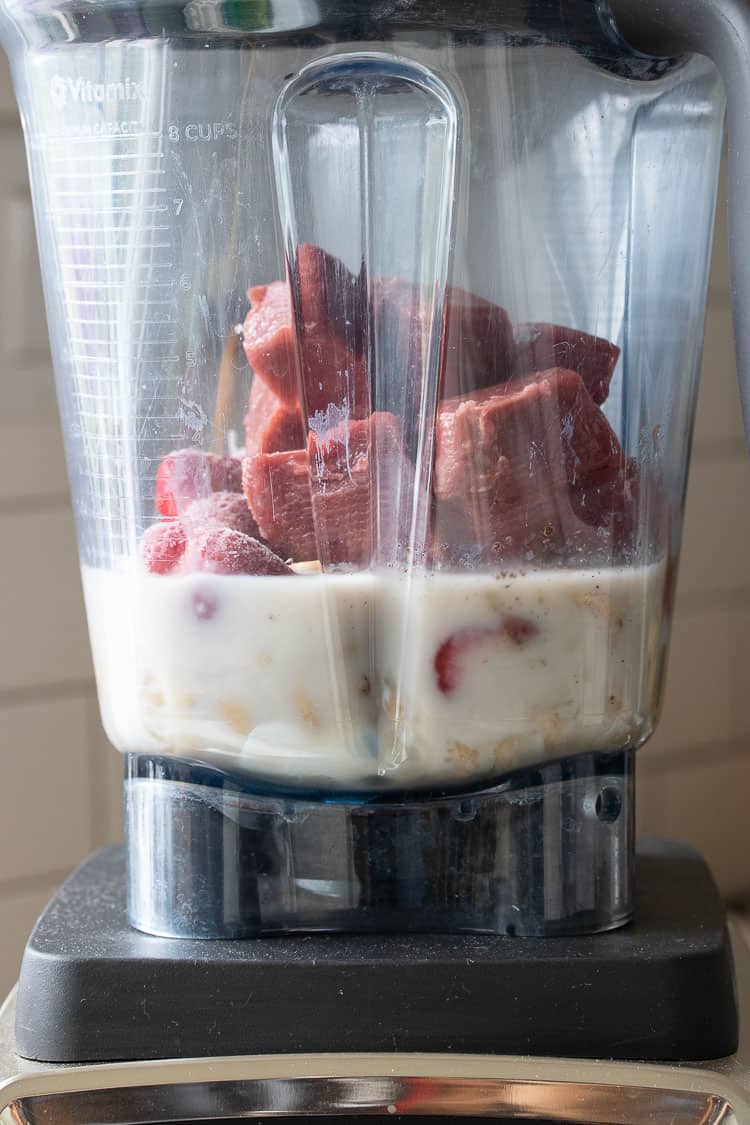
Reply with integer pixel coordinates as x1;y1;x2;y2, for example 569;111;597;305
2;925;750;1125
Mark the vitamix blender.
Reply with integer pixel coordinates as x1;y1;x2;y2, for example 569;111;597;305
1;0;750;1119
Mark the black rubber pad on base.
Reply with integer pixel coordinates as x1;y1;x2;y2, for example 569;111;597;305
14;841;737;1064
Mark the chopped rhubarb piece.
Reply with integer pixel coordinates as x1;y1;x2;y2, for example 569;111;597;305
442;286;514;397
213;455;243;494
434;368;621;503
572;459;639;541
155;450;210;516
373;279;513;411
141;520;187;574
293;243;370;421
244;377;305;459
242;281;298;406
155;449;242;517
514;323;620;405
297;242;366;356
183;491;260;539
187;527;294;576
243;449;317;562
307;411;414;567
433;457;640;567
242;245;369;419
264;409;306;454
434;616;539;694
432;368;633;566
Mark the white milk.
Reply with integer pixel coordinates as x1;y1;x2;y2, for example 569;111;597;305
83;561;665;790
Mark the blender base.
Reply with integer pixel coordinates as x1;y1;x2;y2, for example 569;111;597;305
14;840;737;1064
126;749;633;939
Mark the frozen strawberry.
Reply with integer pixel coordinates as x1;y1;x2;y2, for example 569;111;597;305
242;246;370;420
183;491;260;539
243;449;317;562
308;412;415;567
155;450;242;517
244;377;305;459
513;323;620;405
155;450;210;516
141;520;187;574
187;528;294;576
434;616;539;695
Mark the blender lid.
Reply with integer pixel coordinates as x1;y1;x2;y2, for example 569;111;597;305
1;0;675;77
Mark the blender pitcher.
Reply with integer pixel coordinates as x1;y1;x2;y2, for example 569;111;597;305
0;0;742;939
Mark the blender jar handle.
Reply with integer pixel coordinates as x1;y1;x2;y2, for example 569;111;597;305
609;0;750;447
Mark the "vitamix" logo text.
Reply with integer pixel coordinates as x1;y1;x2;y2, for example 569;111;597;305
50;75;145;110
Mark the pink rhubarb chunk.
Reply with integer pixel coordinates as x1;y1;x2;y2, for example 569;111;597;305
513;323;620;406
442;286;514;397
434;368;621;502
432;367;635;564
242;245;369;420
373;278;513;405
244;376;305;460
243;411;414;567
307;411;414;567
242;281;298;407
243;448;317;562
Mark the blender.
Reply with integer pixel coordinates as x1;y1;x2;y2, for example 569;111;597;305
1;0;750;1118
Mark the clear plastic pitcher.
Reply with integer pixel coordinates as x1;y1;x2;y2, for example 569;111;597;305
0;0;746;938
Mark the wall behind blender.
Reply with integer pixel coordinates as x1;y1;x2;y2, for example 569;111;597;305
0;57;748;995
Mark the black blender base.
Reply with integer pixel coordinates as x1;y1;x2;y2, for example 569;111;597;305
14;841;737;1065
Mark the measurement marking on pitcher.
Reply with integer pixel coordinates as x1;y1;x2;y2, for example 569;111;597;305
67;317;174;327
64;298;174;307
51;168;167;180
69;336;178;347
57;241;173;252
55;225;170;234
69;347;180;355
64;280;175;290
69;354;180;365
47;151;165;165
49;205;170;217
37;130;163;145
70;368;181;380
60;261;175;271
52;187;168;199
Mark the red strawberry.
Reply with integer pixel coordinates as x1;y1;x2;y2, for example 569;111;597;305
183;491;260;539
434;616;538;695
187;528;293;576
155;450;242;516
141;520;187;574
